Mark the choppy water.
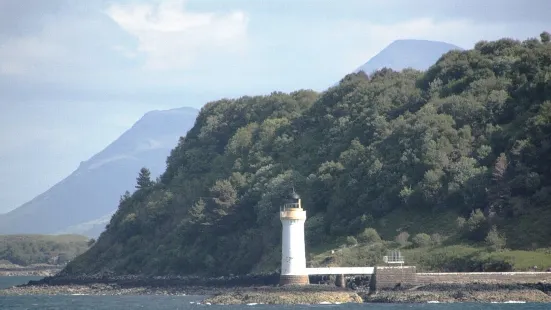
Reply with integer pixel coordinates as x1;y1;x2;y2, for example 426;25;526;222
0;295;549;310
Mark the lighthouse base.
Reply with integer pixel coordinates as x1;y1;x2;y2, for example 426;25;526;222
279;274;310;285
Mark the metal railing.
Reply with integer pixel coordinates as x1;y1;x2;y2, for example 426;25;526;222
383;250;405;264
280;202;301;211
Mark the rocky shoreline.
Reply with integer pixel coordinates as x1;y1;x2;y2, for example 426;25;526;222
364;283;551;303
0;263;62;277
203;286;362;305
202;283;551;304
0;283;239;296
1;274;551;304
0;273;283;297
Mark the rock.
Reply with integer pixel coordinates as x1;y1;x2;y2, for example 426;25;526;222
2;274;551;304
361;283;551;303
202;286;363;305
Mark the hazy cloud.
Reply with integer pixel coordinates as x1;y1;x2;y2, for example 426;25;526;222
0;0;71;37
106;0;249;70
379;0;551;24
0;1;133;80
218;0;551;24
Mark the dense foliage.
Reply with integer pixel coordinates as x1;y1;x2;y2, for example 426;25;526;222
0;234;90;266
65;33;551;276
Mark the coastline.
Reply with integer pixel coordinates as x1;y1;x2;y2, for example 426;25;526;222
0;265;61;277
1;274;551;304
0;269;60;277
363;283;551;303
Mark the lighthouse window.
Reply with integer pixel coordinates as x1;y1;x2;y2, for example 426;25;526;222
282;202;300;210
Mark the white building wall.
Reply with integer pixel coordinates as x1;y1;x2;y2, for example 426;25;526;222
281;218;307;275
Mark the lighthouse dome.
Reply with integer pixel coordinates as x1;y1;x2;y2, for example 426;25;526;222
289;189;300;201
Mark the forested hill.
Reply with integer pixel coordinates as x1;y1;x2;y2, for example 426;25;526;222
64;32;551;277
0;235;90;266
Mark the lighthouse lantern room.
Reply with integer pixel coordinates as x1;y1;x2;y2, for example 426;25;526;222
279;189;309;285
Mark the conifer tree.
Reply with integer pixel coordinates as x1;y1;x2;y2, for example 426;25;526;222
135;167;153;189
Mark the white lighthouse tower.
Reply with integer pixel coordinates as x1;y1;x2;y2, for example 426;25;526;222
279;189;309;285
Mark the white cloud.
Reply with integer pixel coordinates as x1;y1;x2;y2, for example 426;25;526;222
0;7;132;81
106;0;249;71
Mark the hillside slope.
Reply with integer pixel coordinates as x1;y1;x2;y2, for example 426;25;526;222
354;39;462;74
64;33;551;277
0;234;90;266
55;212;115;238
0;107;198;237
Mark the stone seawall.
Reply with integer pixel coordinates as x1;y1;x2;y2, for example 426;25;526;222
416;272;551;284
371;266;416;290
370;267;551;291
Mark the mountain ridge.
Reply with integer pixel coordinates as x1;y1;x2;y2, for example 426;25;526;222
0;106;199;237
353;39;463;74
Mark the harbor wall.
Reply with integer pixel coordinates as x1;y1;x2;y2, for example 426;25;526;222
370;266;417;290
416;272;551;284
371;267;551;290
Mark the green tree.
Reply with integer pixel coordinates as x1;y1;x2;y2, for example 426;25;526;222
135;167;153;189
430;233;443;246
463;209;489;241
119;190;131;205
485;225;506;251
395;231;410;247
210;179;238;217
357;228;382;244
345;236;358;246
487;153;510;218
412;233;431;248
541;31;550;44
188;198;206;224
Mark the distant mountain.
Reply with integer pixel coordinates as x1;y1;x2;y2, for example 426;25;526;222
0;107;199;238
55;211;115;238
354;39;463;74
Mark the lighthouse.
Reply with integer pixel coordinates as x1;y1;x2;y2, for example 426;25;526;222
279;189;309;285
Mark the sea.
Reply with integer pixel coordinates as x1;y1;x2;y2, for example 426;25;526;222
1;277;549;310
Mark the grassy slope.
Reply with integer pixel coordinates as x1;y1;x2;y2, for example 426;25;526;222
304;206;551;272
306;241;551;272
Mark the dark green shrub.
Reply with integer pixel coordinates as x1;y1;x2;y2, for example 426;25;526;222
412;233;431;248
356;228;382;244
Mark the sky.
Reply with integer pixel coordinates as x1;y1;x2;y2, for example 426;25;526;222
0;0;550;213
